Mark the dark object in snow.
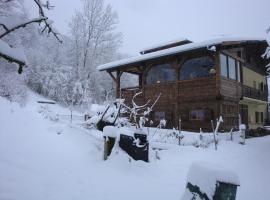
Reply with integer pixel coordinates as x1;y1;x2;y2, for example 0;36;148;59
37;101;56;104
246;127;270;138
186;182;209;200
97;120;114;132
84;114;91;121
96;106;112;131
182;162;239;200
104;136;115;160
119;133;149;162
186;181;237;200
213;182;238;200
96;105;121;131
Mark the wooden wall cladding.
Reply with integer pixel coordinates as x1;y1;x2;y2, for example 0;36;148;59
178;77;217;102
220;77;242;100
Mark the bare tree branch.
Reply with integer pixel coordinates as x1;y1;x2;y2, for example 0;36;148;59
0;23;8;32
0;0;63;74
0;17;47;38
0;51;24;74
0;0;62;43
33;0;62;43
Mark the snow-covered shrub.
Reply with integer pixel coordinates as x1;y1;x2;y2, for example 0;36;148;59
38;105;59;122
83;103;131;129
0;62;27;105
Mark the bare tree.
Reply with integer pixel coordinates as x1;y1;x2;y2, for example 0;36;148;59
0;0;62;73
68;0;122;104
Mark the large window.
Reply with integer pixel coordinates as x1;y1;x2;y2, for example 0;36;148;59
220;53;240;81
180;56;215;80
147;63;176;84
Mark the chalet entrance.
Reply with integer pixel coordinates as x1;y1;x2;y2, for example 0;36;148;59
240;104;248;128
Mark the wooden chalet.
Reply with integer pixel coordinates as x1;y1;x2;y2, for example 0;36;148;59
97;37;269;131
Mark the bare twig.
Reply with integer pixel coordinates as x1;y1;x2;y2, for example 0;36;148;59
0;17;47;38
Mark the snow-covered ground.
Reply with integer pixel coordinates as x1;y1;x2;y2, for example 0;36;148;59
1;92;270;200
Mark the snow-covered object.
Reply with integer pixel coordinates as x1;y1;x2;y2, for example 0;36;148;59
140;37;190;53
239;124;246;130
89;104;107;115
103;126;119;138
119;127;134;137
182;162;240;200
97;37;265;71
159;119;167;128
0;39;26;63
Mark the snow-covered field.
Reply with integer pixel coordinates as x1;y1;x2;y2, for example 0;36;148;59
1;93;270;200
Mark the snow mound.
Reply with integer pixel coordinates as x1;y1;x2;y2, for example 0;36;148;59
183;162;240;199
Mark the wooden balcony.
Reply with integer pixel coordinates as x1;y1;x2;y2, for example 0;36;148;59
242;85;268;101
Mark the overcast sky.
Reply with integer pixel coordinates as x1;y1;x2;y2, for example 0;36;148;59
26;0;270;56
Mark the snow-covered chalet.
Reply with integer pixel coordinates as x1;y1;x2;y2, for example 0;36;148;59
97;37;269;131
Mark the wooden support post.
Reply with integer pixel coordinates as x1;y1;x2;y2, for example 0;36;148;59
116;70;122;98
107;70;122;98
174;58;184;127
103;136;108;160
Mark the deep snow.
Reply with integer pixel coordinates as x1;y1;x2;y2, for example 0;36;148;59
1;93;270;200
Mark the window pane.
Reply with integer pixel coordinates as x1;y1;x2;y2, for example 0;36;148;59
180;56;215;80
228;57;236;80
147;64;176;84
220;54;227;77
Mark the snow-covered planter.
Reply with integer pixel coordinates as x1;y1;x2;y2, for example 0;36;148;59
103;126;149;162
119;130;149;162
181;162;240;200
38;105;59;122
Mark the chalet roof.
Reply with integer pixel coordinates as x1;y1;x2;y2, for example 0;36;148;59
97;37;266;71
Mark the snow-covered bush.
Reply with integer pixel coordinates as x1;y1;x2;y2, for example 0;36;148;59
0;61;27;105
38;105;59;122
84;103;130;129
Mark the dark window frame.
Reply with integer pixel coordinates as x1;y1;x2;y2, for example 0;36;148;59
220;53;241;81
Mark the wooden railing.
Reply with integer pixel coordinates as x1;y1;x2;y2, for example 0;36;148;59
242;85;268;101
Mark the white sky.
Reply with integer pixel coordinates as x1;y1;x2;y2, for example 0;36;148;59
25;0;270;56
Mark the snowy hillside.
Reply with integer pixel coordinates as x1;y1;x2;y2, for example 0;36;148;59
1;93;270;200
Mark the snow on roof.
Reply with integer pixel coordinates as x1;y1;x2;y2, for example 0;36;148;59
0;39;26;63
140;37;191;53
97;37;266;71
184;161;240;199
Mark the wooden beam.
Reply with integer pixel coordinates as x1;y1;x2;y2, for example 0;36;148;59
107;71;117;83
116;70;123;98
174;57;185;127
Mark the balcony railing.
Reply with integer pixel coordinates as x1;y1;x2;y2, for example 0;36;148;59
242;85;268;101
